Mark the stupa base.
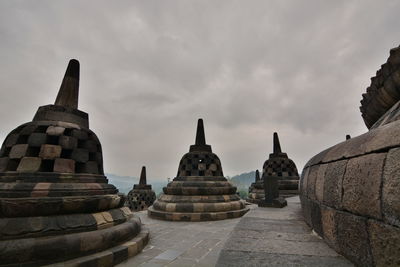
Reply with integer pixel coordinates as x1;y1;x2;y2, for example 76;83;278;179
43;229;149;267
258;197;287;208
0;217;148;267
148;206;249;221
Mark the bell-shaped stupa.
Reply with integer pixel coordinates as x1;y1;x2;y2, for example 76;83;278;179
127;166;156;211
0;60;148;266
148;119;249;221
247;169;264;203
248;132;299;203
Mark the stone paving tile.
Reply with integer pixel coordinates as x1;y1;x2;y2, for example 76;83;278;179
167;257;197;267
181;246;212;260
217;250;354;267
154;250;184;261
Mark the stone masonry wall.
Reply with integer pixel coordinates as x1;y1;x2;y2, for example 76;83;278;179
300;119;400;267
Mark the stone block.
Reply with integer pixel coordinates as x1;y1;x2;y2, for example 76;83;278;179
17;157;42;172
336;211;372;266
9;144;28;159
53;158;75;173
39;145;62;159
321;206;338;250
71;149;89;163
19;124;38;135
4;134;18;147
322;160;347;209
299;167;309;196
46;126;65;136
258;197;287;208
306;165;319;201
382;147;400;226
300;196;312;227
366;120;400;154
342;153;385;219
27;133;47;147
304;147;330;168
0;157;9;172
59;136;78;150
310;200;322;237
79;161;99;174
368;220;400;267
315;164;327;203
82;140;97;153
72;129;88;140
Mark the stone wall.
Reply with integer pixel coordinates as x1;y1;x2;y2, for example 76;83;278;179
300;118;400;266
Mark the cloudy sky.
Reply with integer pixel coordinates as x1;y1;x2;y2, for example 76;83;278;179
0;1;399;180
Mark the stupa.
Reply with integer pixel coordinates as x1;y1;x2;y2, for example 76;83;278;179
126;166;156;211
0;60;148;266
247;132;299;204
148;119;249;221
247;170;263;203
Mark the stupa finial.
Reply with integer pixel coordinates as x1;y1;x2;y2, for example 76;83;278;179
255;169;260;182
190;118;212;152
195;118;206;145
55;59;80;109
273;132;282;154
139;166;147;185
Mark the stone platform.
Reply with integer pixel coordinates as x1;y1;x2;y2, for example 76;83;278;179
118;197;352;267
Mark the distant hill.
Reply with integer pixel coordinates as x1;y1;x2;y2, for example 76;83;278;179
106;173;167;195
227;171;256;198
229;171;256;188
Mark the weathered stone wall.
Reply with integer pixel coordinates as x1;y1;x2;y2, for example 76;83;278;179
300;118;400;266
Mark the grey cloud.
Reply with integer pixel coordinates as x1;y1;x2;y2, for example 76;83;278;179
0;0;399;179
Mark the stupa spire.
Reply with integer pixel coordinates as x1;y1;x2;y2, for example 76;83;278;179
55;59;80;109
195;118;206;145
190;118;212;152
273;132;282;154
139;166;147;185
255;170;260;182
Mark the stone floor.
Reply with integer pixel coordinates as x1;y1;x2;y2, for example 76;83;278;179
118;197;353;267
117;210;240;267
216;197;353;267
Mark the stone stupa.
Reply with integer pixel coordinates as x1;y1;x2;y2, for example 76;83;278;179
0;59;148;266
247;169;263;204
126;166;156;212
247;132;299;204
148;119;249;221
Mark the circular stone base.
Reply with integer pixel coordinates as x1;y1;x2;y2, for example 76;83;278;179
147;206;249;221
43;228;149;267
0;217;147;266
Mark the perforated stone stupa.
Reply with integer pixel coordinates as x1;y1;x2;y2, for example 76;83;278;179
0;59;148;266
247;169;263;204
127;166;156;212
248;132;299;204
148;119;249;221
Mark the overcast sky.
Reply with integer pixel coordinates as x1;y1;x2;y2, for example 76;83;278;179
0;1;399;180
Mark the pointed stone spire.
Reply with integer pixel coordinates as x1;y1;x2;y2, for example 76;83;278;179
139;166;147;185
190;118;212;152
55;59;80;109
273;132;282;154
195;119;206;145
255;169;260;182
